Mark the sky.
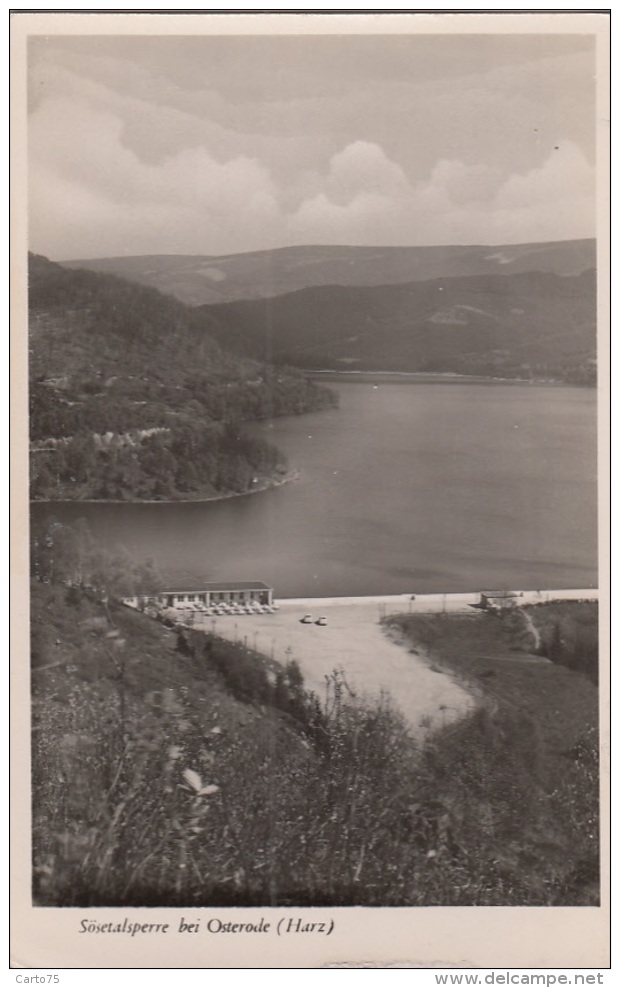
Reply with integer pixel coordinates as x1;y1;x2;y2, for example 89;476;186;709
27;32;597;259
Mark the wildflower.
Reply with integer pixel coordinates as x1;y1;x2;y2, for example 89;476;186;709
182;767;219;797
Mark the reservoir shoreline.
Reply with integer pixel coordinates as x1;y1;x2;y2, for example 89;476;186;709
30;468;301;507
307;370;591;387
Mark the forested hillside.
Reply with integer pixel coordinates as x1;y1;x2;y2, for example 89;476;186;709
28;254;337;501
194;268;596;384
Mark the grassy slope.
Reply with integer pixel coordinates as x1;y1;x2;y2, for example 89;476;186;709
32;581;311;906
32;584;600;907
388;609;598;749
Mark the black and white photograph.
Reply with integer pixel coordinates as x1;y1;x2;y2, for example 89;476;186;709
11;10;609;970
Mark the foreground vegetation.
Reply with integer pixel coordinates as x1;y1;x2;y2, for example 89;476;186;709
31;560;600;906
526;600;599;685
29;253;337;501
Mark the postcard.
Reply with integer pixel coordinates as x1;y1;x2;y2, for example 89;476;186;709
10;10;610;971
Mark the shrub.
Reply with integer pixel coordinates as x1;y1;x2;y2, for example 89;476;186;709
531;603;599;685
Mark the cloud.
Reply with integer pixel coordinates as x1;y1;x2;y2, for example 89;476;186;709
326;141;411;203
288;141;595;247
424;160;504;206
495;141;594;210
27;42;597;257
28;92;283;257
485;142;596;244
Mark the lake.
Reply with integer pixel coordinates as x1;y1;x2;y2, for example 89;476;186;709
31;381;598;597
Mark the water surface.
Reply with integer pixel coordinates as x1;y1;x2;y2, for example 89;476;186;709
31;382;598;597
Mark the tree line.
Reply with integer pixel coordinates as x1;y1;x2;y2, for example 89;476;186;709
31;516;160;597
31;421;288;501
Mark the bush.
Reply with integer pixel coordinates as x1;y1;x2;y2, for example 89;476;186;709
531;603;599;685
200;635;270;705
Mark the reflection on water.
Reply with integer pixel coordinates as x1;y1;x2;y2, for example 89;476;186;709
31;382;598;597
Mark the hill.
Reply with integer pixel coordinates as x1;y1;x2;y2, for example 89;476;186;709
61;239;596;307
31;555;599;907
193;268;597;383
28;254;337;501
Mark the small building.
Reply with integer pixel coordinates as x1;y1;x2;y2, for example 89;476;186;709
120;591;160;611
159;581;273;609
479;590;520;611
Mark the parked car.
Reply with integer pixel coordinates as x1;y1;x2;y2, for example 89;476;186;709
300;614;313;624
315;616;327;627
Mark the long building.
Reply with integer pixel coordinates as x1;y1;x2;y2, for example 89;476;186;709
160;581;273;608
122;580;273;610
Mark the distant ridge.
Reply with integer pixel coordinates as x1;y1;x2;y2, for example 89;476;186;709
61;239;596;307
